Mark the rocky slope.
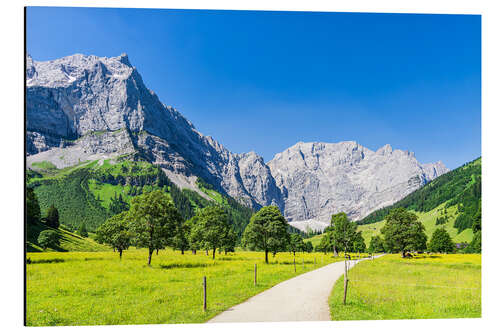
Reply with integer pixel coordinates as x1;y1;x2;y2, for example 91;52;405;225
267;142;448;225
26;53;448;228
26;53;283;209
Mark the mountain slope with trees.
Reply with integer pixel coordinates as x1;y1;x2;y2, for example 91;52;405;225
358;157;481;233
27;157;254;238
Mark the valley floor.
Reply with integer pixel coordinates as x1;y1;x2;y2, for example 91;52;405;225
26;250;481;326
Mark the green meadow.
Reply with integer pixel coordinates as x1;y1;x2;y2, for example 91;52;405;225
26;249;342;326
329;254;481;320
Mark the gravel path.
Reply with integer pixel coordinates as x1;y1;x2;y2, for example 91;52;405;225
208;255;383;323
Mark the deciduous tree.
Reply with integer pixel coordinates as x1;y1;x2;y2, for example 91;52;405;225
128;190;182;265
242;206;290;264
289;233;305;256
96;211;132;259
428;228;455;253
368;235;385;253
37;230;59;250
352;231;366;253
189;206;231;259
381;207;427;257
331;212;357;254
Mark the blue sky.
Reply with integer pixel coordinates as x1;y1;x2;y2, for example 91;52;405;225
27;7;481;169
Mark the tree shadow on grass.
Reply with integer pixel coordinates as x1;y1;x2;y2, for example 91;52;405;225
268;260;315;265
411;255;442;259
27;258;65;264
159;262;218;269
216;256;251;261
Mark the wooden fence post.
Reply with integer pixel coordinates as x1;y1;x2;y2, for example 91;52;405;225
343;258;348;305
254;264;257;286
203;276;207;311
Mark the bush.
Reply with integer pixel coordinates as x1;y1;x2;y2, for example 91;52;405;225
37;230;60;249
45;204;60;229
428;228;455;253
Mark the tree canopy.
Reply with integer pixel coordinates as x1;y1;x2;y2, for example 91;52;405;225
381;207;427;257
428;228;455;253
242;206;290;263
289;233;305;256
331;212;357;254
45;204;60;229
128;190;183;265
368;235;385;253
26;187;41;225
96;211;132;259
172;221;190;255
37;230;59;250
189;206;232;259
352;231;366;253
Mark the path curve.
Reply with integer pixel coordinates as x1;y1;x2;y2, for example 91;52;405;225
209;255;383;323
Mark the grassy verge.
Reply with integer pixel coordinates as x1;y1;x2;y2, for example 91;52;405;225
26;249;342;326
329;254;481;320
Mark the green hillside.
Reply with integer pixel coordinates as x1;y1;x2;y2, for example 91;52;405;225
27;156;254;238
358;202;474;245
27;221;109;252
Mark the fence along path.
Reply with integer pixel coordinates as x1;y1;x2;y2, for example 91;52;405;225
208;255;384;323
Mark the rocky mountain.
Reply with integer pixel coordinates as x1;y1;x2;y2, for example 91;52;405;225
26;53;283;210
26;53;448;230
267;142;448;226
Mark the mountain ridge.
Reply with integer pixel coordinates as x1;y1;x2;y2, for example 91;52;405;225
26;53;449;226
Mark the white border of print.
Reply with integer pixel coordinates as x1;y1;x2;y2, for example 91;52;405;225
1;1;498;333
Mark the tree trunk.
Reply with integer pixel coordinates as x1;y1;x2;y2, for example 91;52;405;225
224;249;227;255
181;249;184;255
333;245;338;257
212;248;216;260
148;248;153;266
119;249;123;260
156;249;159;255
265;250;269;264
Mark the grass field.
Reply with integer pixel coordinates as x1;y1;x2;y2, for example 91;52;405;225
329;254;481;320
26;249;343;326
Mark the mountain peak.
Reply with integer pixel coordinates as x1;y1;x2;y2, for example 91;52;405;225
376;144;393;155
116;53;131;66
